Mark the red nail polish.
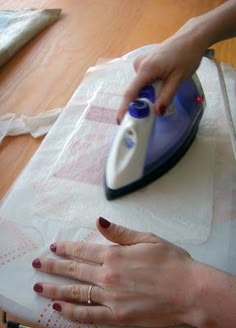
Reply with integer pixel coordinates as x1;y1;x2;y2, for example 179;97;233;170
50;243;57;252
32;258;41;269
159;105;166;116
53;303;62;312
99;217;111;228
34;283;43;293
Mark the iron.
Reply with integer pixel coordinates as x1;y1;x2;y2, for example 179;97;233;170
105;74;205;200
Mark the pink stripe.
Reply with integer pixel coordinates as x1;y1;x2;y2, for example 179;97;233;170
86;106;117;124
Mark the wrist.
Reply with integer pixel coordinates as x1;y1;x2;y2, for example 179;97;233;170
175;17;213;54
183;262;236;328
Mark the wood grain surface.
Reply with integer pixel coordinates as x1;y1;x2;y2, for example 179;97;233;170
0;0;235;326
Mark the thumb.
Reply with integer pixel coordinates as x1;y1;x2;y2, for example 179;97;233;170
96;217;159;245
154;74;182;116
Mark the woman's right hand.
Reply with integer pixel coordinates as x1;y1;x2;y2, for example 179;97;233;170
117;19;208;123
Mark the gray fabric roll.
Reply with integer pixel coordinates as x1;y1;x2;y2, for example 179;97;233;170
0;8;61;68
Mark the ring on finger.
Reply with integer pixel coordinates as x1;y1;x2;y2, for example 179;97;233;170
87;284;94;305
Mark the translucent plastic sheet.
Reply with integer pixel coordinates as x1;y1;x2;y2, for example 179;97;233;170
0;45;235;327
1;57;216;243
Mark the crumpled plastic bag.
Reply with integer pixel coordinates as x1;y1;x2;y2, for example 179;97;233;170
0;108;62;143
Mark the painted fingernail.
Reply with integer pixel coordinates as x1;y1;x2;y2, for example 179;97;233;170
33;283;43;293
116;118;120;125
99;217;111;228
50;243;57;252
32;258;41;269
53;303;62;312
159;105;166;116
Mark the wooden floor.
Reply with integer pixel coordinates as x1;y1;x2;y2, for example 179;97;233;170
0;0;235;327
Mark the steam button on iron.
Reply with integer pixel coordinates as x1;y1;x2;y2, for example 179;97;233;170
128;100;150;119
138;85;155;103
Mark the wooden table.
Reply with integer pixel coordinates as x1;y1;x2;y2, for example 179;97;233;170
0;0;235;327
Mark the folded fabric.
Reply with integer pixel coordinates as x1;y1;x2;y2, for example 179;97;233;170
0;8;61;68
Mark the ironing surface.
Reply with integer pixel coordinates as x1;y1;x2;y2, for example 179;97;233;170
0;45;235;328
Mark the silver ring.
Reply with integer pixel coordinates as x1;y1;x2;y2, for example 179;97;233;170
87;285;94;305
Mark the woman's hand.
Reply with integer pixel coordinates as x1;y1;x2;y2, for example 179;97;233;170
32;217;200;327
117;0;236;123
117;19;208;123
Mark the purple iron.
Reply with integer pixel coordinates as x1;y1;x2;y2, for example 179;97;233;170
105;74;205;200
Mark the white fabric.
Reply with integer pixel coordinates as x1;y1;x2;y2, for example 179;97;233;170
0;45;235;328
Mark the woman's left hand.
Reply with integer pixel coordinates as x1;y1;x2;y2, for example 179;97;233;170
32;217;200;327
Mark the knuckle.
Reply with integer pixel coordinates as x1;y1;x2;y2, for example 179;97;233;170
81;308;94;324
100;269;121;285
109;290;121;302
73;241;85;257
115;226;130;241
104;247;121;263
70;285;81;300
139;59;152;73
113;307;128;325
66;261;78;279
133;55;144;69
69;307;78;322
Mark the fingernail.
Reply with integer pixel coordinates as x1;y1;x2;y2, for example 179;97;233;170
50;243;57;252
32;258;41;269
33;283;43;293
53;303;62;312
116;118;120;125
99;217;111;228
159;105;166;116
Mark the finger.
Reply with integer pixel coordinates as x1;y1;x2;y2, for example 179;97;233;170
133;54;146;72
52;302;113;325
154;73;182;115
96;217;160;245
32;258;100;283
33;282;104;305
50;241;106;264
117;70;153;123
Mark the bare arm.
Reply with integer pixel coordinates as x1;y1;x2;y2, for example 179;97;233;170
191;0;236;46
117;0;236;121
185;262;236;327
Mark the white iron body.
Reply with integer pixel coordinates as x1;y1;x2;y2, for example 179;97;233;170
106;98;155;189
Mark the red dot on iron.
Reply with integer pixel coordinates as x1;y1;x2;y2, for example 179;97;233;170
196;95;204;103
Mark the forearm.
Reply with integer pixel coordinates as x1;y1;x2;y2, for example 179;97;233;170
171;0;236;53
185;262;236;328
195;0;236;45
